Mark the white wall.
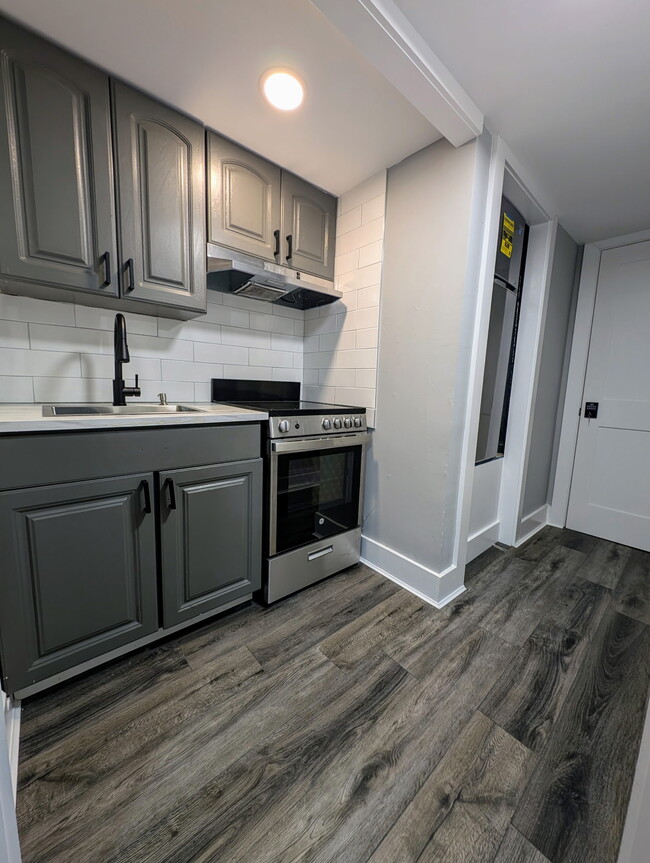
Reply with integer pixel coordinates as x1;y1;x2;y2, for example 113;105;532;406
522;225;579;516
361;138;482;604
303;172;385;428
0;691;20;861
0;290;304;403
467;459;502;562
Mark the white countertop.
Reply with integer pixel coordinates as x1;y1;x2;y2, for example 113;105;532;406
0;403;268;434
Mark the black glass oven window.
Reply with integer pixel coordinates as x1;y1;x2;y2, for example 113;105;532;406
275;445;362;554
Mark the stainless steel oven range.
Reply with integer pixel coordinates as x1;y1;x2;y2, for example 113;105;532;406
212;379;369;603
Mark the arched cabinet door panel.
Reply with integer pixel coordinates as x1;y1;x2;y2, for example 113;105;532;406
208;132;281;262
281;171;336;280
112;81;206;313
0;17;118;296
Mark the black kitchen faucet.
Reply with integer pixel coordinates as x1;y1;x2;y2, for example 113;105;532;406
113;313;141;406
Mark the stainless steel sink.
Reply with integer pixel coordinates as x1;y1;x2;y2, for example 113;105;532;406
42;404;204;416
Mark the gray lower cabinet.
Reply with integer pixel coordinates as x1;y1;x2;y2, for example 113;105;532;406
112;81;206;313
0;473;158;694
208;133;282;261
159;460;262;627
282;171;337;279
0;17;118;297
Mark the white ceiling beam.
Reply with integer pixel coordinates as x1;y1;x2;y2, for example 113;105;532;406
311;0;483;146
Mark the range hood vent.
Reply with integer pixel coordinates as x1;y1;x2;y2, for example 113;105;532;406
206;243;342;310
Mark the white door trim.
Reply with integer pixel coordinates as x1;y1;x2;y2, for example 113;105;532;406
0;697;21;861
549;226;650;527
498;219;557;546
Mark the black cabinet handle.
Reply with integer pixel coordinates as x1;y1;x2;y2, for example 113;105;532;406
101;250;111;288
125;258;135;293
274;229;280;259
141;479;152;514
164;478;177;510
286;234;293;262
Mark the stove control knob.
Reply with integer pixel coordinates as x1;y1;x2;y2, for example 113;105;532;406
278;420;291;433
322;418;332;430
333;418;342;429
344;417;352;429
354;417;363;428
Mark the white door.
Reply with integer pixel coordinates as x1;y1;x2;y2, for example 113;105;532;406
567;240;650;551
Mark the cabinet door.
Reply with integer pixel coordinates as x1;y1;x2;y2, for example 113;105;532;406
0;18;118;296
159;459;262;627
0;473;158;695
281;172;337;279
208;132;282;262
112;81;206;312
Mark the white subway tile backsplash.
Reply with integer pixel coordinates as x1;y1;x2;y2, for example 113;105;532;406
303;384;335;402
0;376;33;402
220;365;274;381
356;327;379;349
303;369;319;385
358;241;383;268
319;330;356;352
358;285;381;309
249;348;293;368
194;381;212;402
0;286;307;404
338;172;386;215
362;194;386;224
339;307;380;332
355;368;378;388
0;295;75;326
335;387;376;409
0;347;81;377
336;217;385;258
161;360;224;382
75;306;158;336
319;368;356;388
203;303;250;328
222;326;270;348
303;335;320;353
336;206;362;236
334;249;360;275
332;348;378;369
193;342;249;365
80;354;161;380
157;318;222;344
0;320;29;349
336;263;382;292
249;311;295;335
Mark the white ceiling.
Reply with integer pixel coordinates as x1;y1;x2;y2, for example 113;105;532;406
392;0;650;243
0;0;441;196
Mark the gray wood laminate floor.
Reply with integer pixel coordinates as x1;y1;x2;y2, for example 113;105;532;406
16;527;650;862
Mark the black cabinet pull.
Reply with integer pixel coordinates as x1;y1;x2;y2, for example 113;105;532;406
125;258;135;293
273;229;280;259
286;234;293;262
141;479;152;514
101;250;111;288
165;478;177;510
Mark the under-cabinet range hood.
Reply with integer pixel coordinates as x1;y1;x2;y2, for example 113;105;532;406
206;243;342;310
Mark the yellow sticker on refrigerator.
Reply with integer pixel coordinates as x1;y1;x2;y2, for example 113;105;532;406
500;213;515;258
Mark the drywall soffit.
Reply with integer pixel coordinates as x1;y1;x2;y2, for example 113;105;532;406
311;0;484;147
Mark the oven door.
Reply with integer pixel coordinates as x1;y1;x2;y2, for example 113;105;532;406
269;432;370;557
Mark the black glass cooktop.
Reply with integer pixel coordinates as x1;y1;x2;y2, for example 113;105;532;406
211;379;365;415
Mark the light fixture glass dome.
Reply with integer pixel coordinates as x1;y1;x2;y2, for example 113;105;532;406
262;70;304;111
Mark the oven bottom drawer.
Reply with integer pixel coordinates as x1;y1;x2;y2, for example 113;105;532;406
265;527;361;604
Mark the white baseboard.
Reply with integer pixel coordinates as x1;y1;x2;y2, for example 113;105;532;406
515;504;548;547
361;535;465;607
466;520;500;563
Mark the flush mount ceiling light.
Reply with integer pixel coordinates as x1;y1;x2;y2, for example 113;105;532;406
261;69;305;111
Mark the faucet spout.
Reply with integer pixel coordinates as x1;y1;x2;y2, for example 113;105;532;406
113;313;141;406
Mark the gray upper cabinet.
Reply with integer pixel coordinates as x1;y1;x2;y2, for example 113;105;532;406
112;82;206;312
208;131;337;280
0;473;158;694
208;133;281;262
0;18;118;297
281;171;337;279
159;459;262;628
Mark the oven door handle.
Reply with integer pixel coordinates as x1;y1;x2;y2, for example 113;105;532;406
270;432;371;454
